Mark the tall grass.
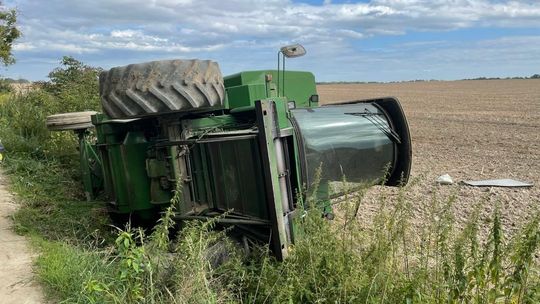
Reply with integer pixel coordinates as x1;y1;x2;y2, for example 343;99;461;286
29;180;540;304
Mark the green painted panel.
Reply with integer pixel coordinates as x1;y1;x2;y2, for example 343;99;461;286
224;70;317;109
226;84;268;108
272;97;291;129
190;138;268;219
120;132;152;211
106;145;129;212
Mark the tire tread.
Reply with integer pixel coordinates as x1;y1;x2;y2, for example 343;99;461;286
100;59;225;118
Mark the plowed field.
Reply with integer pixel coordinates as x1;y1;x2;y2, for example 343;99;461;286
318;79;540;235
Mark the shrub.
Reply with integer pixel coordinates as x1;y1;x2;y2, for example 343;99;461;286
0;90;58;154
0;78;13;93
41;56;101;113
0;56;100;156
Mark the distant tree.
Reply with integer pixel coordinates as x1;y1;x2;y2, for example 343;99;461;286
531;74;540;79
0;77;11;92
0;2;20;66
4;77;29;83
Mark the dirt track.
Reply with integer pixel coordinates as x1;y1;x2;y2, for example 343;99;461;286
0;170;44;303
318;79;540;235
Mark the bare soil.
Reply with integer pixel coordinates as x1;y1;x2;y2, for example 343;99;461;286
317;79;540;235
0;170;45;303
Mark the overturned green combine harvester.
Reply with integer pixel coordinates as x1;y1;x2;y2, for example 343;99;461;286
46;45;412;260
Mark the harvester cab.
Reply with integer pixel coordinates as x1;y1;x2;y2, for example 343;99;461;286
46;44;412;260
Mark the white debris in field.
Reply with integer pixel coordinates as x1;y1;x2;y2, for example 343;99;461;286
463;179;533;188
436;174;453;185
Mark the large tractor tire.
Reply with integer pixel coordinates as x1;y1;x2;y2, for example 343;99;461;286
99;59;225;119
46;111;98;131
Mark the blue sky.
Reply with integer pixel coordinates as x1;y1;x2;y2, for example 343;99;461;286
2;0;540;82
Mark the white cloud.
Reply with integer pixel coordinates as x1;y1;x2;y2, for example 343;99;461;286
110;30;141;39
12;42;35;51
4;0;540;80
10;0;540;55
336;29;364;39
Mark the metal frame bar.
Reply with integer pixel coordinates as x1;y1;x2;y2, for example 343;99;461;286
255;99;290;260
155;134;257;147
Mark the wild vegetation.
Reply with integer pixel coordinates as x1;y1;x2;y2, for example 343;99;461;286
1;58;540;303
